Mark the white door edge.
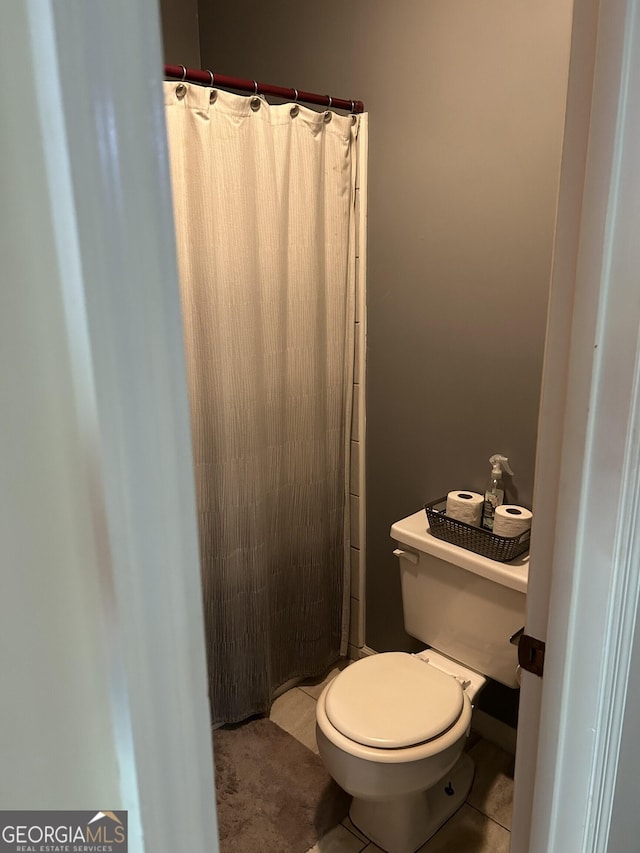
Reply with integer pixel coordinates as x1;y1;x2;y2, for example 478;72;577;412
2;2;220;851
513;0;640;850
511;0;601;838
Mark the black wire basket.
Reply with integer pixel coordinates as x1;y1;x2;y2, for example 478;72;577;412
424;496;531;562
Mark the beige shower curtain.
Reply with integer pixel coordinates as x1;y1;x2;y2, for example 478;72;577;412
164;82;360;725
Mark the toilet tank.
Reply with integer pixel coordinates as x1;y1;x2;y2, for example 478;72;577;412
391;510;528;688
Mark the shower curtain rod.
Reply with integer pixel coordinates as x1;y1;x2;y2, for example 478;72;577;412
165;64;364;114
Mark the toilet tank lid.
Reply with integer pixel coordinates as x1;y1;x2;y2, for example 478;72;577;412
391;510;529;594
324;652;464;749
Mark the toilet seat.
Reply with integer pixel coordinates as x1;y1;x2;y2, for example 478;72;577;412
324;652;464;749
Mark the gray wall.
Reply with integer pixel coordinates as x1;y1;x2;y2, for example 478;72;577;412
191;0;574;651
158;0;200;67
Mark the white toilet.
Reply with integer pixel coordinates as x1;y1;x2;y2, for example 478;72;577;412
316;509;529;853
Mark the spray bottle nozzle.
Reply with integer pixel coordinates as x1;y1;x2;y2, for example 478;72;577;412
489;454;514;476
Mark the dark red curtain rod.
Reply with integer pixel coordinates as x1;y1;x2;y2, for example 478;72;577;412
165;64;364;114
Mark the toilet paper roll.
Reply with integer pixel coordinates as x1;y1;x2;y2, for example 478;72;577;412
493;505;533;538
445;490;484;527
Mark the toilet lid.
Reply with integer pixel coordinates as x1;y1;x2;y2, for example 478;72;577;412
324;652;464;748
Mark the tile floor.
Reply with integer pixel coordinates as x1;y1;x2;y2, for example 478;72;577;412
269;662;515;853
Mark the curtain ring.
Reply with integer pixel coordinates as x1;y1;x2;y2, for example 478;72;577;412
207;70;216;104
293;88;299;103
180;65;187;82
253;80;259;95
350;100;355;114
327;95;332;109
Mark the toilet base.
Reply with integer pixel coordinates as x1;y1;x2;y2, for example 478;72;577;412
349;752;475;853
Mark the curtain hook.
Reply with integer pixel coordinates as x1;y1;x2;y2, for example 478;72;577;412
350;100;355;114
176;65;188;99
253;80;259;95
207;70;214;86
293;88;299;103
327;95;333;109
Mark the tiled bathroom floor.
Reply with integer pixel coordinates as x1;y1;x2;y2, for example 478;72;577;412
269;662;515;853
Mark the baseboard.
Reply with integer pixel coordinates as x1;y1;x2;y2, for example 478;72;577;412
471;708;518;755
348;644;377;660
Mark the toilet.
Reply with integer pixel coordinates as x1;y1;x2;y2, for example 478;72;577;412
316;508;529;853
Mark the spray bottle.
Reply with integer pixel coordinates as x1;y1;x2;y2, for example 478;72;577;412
482;454;514;531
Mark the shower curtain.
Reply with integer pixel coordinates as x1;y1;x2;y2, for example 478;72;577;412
164;82;361;725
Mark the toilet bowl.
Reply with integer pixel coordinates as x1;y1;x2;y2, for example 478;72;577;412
315;508;528;853
315;650;484;853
